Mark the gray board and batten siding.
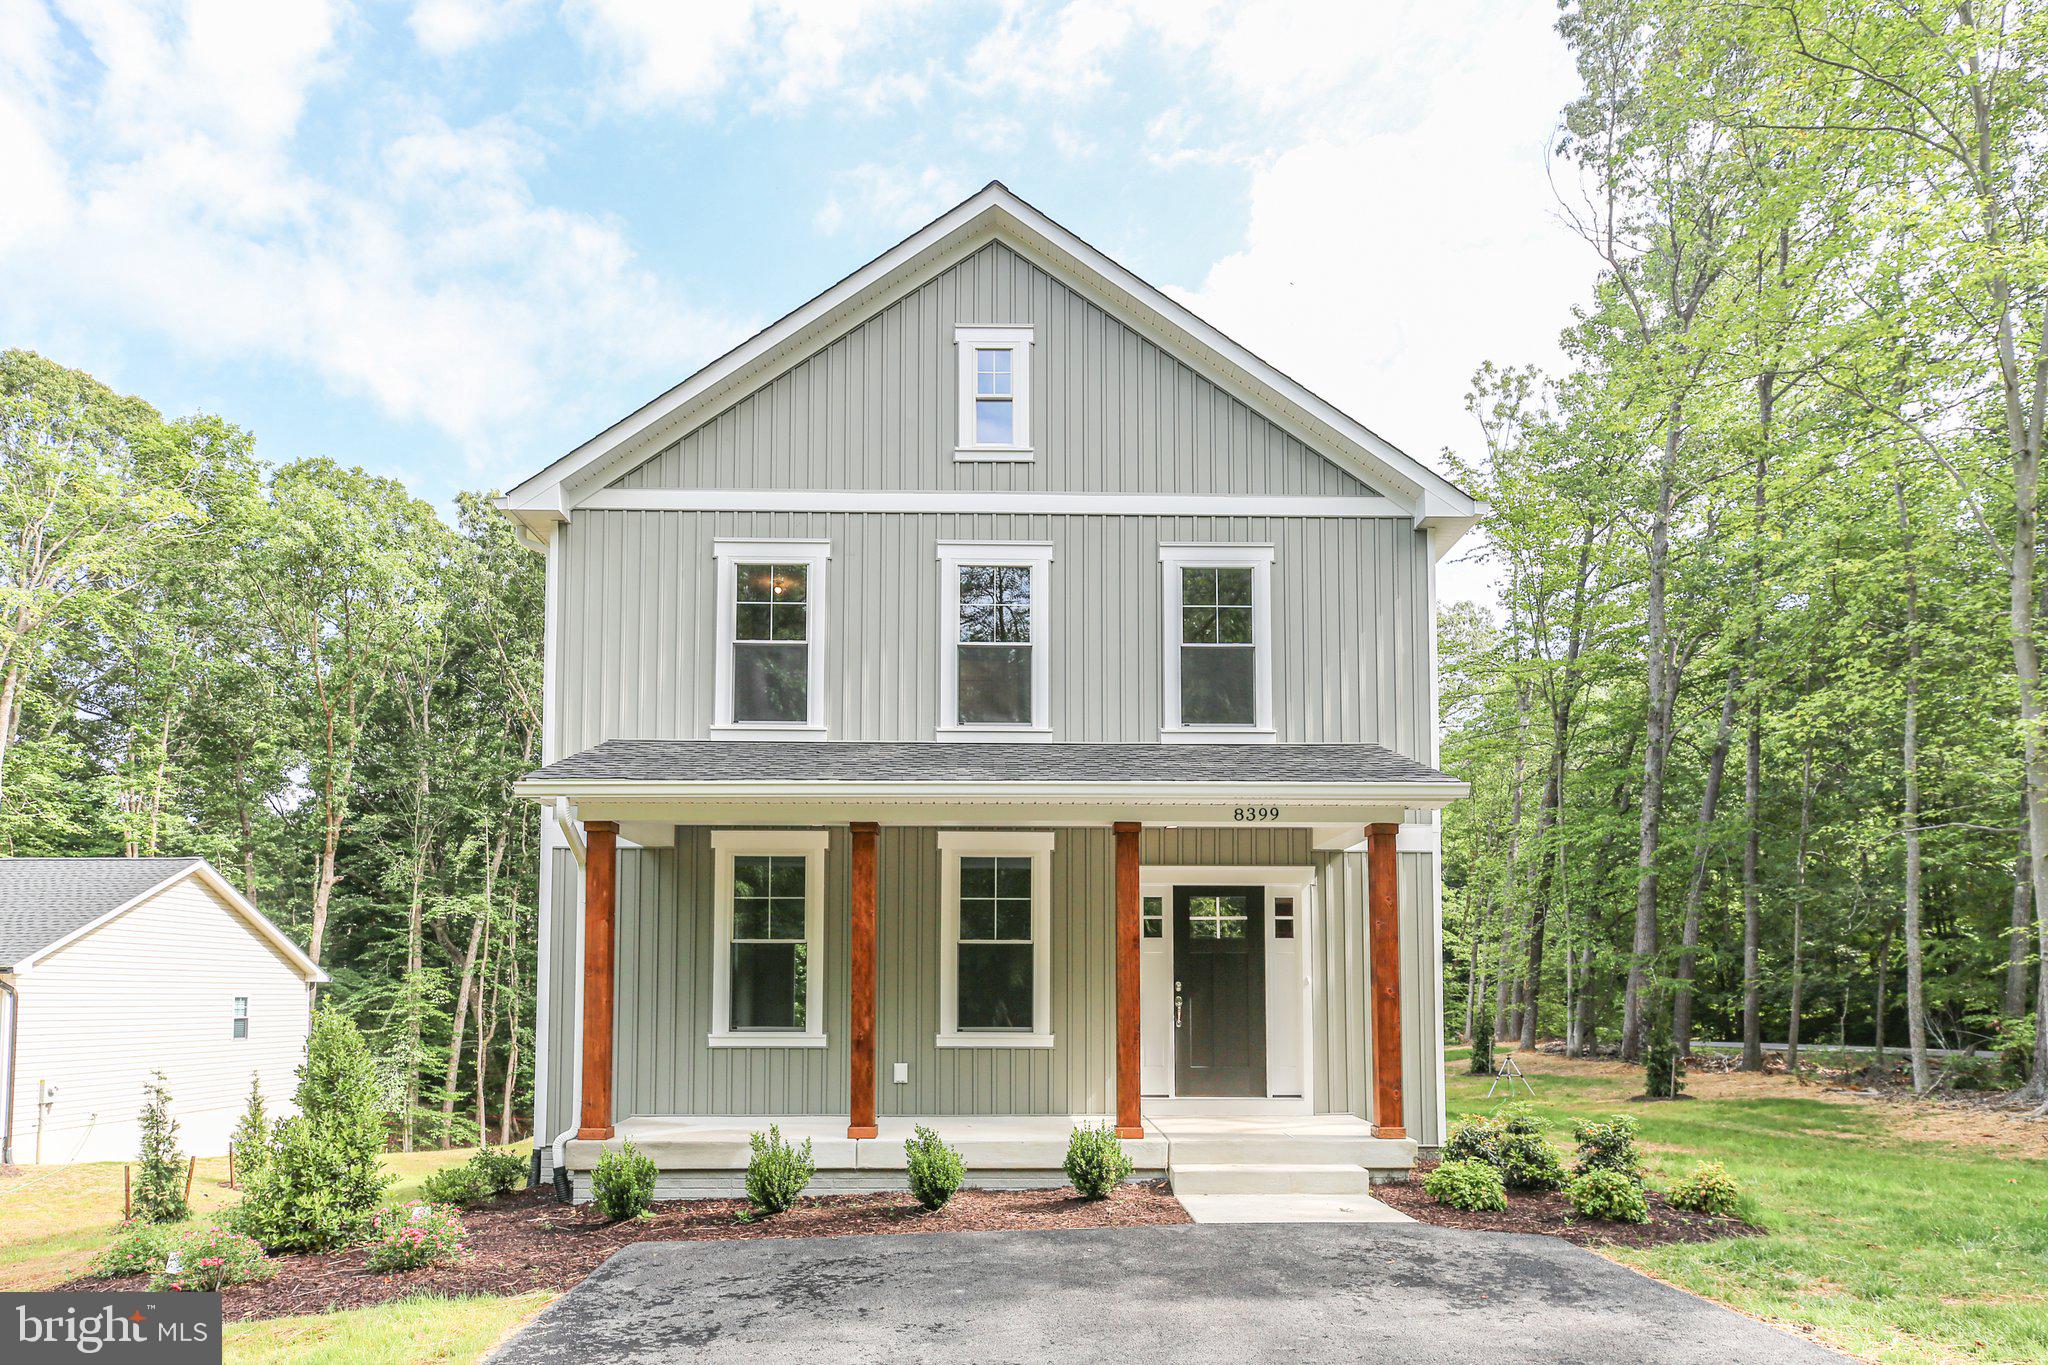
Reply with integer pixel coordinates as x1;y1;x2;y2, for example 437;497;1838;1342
538;828;1445;1161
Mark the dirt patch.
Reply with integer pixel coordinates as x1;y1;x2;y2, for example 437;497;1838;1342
64;1181;1190;1321
1374;1161;1758;1250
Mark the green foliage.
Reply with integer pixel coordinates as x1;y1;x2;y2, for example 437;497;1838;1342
1571;1116;1643;1181
153;1226;270;1291
365;1201;468;1271
744;1126;815;1216
231;1074;272;1184
1468;1005;1496;1076
1423;1159;1508;1212
132;1073;189;1223
469;1146;529;1196
419;1146;528;1208
92;1221;172;1278
1666;1161;1742;1217
592;1143;659;1222
1643;1019;1685;1100
904;1125;965;1211
1063;1123;1134;1199
232;1009;393;1252
1566;1167;1649;1224
1442;1104;1566;1191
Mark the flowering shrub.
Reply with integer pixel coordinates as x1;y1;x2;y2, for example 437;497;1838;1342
93;1220;172;1278
151;1226;270;1291
365;1201;467;1272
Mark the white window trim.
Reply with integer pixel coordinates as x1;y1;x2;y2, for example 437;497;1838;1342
712;538;830;740
936;540;1054;740
709;829;830;1048
1159;542;1277;742
937;830;1055;1048
954;325;1033;460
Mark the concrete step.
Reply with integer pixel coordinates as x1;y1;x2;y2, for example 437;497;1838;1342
1162;1134;1403;1166
1168;1163;1374;1196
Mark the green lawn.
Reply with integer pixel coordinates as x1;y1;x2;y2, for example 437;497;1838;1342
1448;1048;2048;1363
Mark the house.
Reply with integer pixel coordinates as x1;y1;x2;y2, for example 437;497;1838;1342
498;183;1481;1201
0;857;324;1165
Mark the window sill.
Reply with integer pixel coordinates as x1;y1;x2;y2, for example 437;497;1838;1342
936;725;1056;742
953;447;1035;462
710;724;828;741
707;1032;829;1049
1160;726;1277;744
936;1032;1055;1050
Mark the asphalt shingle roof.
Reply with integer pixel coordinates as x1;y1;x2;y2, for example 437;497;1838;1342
0;857;202;969
525;740;1457;787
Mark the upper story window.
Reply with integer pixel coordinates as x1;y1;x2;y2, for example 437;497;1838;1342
955;326;1033;461
937;541;1052;738
232;996;249;1038
937;831;1055;1048
709;829;829;1048
1160;543;1275;742
713;539;829;739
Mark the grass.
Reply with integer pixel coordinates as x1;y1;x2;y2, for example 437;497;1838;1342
1447;1047;2048;1363
0;1146;554;1363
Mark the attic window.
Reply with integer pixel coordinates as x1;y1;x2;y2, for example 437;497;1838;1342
955;326;1032;460
232;996;249;1039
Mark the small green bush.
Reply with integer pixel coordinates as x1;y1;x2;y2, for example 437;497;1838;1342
1468;1004;1496;1076
92;1220;172;1278
1446;1104;1564;1191
592;1142;659;1222
1064;1123;1134;1199
1643;1017;1686;1099
1571;1116;1643;1181
1422;1159;1507;1212
1666;1161;1743;1217
365;1201;468;1271
231;1073;272;1185
153;1226;270;1291
904;1125;965;1210
1567;1167;1649;1223
1497;1132;1567;1191
469;1146;529;1195
133;1073;189;1223
745;1126;815;1215
420;1162;495;1208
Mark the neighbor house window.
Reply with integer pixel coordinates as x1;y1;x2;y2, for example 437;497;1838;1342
954;326;1033;459
710;830;828;1047
1159;543;1275;740
937;542;1052;736
713;540;829;738
937;831;1054;1047
232;997;249;1039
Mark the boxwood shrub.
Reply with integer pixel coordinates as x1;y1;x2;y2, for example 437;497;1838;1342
1566;1167;1649;1223
905;1125;965;1211
1064;1123;1133;1199
1422;1159;1507;1212
593;1141;659;1222
1666;1161;1743;1217
745;1125;816;1215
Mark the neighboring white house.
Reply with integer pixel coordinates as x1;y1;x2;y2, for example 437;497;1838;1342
0;857;325;1165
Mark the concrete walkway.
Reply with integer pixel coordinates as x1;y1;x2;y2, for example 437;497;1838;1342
489;1223;1838;1364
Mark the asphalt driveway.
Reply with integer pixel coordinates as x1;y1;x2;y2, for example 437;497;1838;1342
488;1222;1837;1364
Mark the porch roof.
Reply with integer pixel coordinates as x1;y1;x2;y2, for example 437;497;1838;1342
521;740;1457;788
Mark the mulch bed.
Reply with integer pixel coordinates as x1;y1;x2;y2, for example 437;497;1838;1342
64;1181;1189;1321
1373;1161;1759;1251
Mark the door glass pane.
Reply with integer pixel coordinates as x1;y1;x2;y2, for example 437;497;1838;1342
1181;645;1255;725
1142;894;1164;939
1187;894;1250;940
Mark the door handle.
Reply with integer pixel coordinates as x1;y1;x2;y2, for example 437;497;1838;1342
1175;994;1183;1028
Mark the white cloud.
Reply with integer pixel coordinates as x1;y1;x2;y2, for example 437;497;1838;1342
409;0;538;56
815;164;970;238
565;0;937;112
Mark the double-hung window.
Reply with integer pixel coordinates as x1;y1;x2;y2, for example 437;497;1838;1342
710;830;828;1047
937;542;1052;737
954;326;1032;459
937;832;1054;1048
713;539;828;738
232;996;249;1039
1160;543;1275;740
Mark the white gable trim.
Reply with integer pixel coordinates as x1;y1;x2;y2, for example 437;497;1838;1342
12;861;327;983
497;183;1482;544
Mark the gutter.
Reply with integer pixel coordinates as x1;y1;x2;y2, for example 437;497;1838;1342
514;778;1472;805
0;976;17;1166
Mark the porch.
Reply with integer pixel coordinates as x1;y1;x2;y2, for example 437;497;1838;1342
558;1112;1418;1202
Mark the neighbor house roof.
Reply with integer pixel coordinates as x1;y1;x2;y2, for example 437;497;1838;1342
496;182;1483;549
0;856;325;979
520;740;1461;791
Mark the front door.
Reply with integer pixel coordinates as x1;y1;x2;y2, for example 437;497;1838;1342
1173;885;1267;1097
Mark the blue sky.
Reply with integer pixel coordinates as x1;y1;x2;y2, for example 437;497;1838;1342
2;1;1592;602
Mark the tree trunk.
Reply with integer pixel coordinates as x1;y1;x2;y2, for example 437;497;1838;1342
1674;664;1741;1056
1873;924;1891;1076
1898;481;1932;1094
1786;749;1814;1074
2007;827;2034;1019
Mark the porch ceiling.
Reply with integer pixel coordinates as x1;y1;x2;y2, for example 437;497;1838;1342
515;739;1466;828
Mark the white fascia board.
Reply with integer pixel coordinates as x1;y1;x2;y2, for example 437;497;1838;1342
585;489;1405;518
521;778;1470;805
499;183;1482;525
15;861;327;983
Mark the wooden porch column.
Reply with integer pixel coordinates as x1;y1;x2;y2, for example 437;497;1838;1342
1112;821;1143;1139
848;821;880;1140
577;820;619;1141
1367;821;1407;1140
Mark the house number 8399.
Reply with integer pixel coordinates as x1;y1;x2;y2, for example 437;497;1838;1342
1233;806;1281;822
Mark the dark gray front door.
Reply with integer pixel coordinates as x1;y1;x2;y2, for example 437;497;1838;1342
1173;886;1267;1097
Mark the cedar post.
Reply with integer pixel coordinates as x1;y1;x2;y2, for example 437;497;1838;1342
848;821;880;1140
577;820;620;1141
1112;821;1143;1140
1367;821;1407;1140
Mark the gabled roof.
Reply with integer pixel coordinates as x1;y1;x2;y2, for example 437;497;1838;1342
0;856;326;981
497;182;1482;545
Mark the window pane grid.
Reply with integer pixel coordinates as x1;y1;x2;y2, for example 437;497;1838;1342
956;564;1035;725
732;561;810;724
1187;894;1250;940
729;854;809;1032
1178;563;1257;725
957;854;1033;1031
